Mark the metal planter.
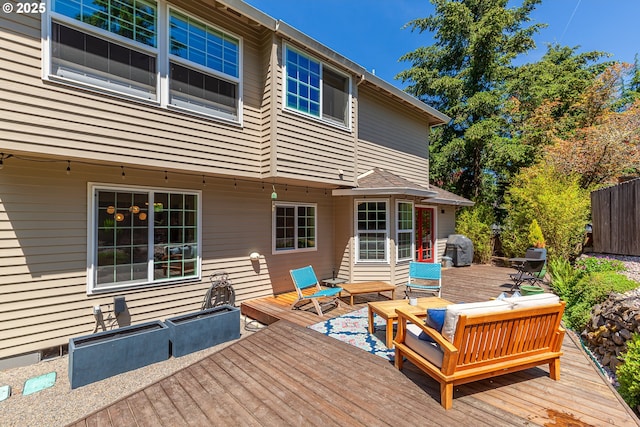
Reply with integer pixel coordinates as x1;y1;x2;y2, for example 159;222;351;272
68;320;169;389
166;305;240;357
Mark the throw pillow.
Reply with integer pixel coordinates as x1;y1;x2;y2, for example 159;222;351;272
418;307;446;343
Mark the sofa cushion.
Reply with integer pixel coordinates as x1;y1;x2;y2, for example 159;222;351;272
441;300;511;343
507;293;560;309
406;323;444;368
418;307;446;343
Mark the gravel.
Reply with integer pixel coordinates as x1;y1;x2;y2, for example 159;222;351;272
0;317;264;427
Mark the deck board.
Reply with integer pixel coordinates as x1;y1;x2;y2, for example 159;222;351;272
68;265;640;426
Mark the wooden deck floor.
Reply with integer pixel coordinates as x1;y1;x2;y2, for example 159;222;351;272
68;265;640;426
240;264;536;327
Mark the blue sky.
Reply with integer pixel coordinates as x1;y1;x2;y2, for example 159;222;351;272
244;0;640;90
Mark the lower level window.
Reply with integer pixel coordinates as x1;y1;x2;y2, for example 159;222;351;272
356;200;388;262
273;202;317;253
90;185;200;292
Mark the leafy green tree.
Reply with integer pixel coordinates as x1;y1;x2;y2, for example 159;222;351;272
397;0;545;202
542;64;640;189
508;44;610;150
501;162;590;259
619;54;640;108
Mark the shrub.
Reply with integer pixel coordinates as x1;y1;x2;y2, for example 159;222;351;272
528;219;545;248
618;333;640;412
501;163;590;259
574;256;626;275
548;256;578;301
455;204;495;264
564;271;638;330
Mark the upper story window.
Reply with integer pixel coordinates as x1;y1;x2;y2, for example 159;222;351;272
89;184;201;293
284;45;350;128
46;1;242;123
273;202;317;253
355;200;388;262
168;10;240;121
54;0;157;46
50;0;158;100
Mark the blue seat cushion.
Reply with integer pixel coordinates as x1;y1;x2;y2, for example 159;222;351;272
303;287;342;299
418;307;446;343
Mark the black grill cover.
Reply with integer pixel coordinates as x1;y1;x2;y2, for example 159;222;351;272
444;234;474;266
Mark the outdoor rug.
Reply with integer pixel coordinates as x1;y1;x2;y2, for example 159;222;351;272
308;307;395;361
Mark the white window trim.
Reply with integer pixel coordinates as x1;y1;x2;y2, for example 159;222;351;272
282;43;352;131
396;200;415;263
42;0;244;126
354;199;389;263
86;182;202;294
271;201;318;255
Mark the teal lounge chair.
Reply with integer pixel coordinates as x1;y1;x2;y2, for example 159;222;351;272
404;261;442;298
290;266;342;316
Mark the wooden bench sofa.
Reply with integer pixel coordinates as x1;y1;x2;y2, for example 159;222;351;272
393;294;566;409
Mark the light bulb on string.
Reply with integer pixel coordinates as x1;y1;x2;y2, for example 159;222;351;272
121;166;126;180
66;161;71;175
202;175;206;186
0;153;9;170
164;170;168;183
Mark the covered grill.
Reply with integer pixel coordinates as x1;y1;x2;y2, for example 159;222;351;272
444;234;474;266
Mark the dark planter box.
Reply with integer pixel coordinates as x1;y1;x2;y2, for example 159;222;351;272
68;320;169;389
166;305;240;357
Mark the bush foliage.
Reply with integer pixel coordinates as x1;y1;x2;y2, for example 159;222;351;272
564;271;637;331
455;204;495;264
548;256;577;301
501;163;590;259
574;256;626;274
618;333;640;411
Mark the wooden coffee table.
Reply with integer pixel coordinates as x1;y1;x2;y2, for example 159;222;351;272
339;281;396;306
368;297;452;348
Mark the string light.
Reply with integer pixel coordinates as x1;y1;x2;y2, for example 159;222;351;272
2;153;331;196
234;178;237;190
202;175;206;186
0;153;12;170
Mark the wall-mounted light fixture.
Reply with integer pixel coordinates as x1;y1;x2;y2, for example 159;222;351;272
249;252;260;261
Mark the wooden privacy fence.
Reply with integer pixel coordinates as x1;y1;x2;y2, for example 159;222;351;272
591;178;640;256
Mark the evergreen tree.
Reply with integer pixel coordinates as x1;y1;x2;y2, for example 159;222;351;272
397;0;545;202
